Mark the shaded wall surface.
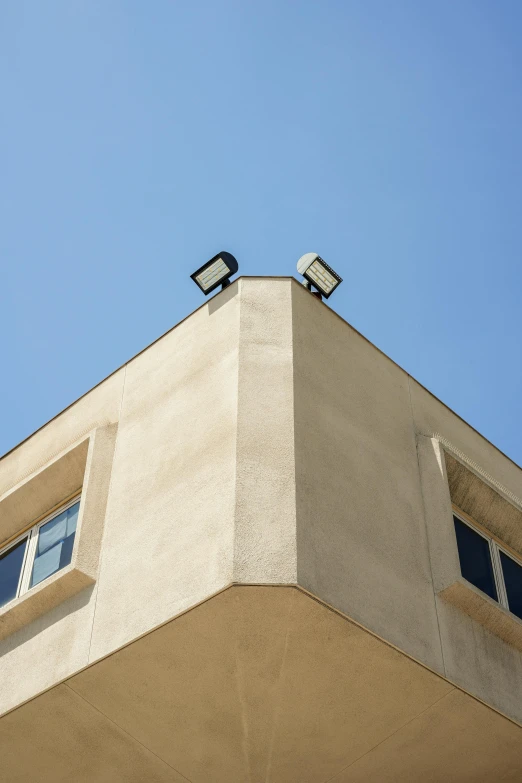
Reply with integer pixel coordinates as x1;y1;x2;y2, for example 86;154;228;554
0;278;521;724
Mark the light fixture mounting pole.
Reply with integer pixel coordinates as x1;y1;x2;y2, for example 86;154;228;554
304;280;322;300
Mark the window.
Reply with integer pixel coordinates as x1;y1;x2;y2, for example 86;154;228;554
0;497;80;610
454;513;522;622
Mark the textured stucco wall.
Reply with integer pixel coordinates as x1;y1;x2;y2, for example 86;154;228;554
292;282;444;672
233;278;296;584
0;282;242;708
0;371;124;714
413;401;522;722
0;369;125;497
291;282;522;722
0;278;521;723
87;282;241;659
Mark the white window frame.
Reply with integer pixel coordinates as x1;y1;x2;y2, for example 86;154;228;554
454;511;522;616
0;495;81;605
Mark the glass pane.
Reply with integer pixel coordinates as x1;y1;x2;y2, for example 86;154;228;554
500;551;522;621
37;510;67;554
454;517;498;601
30;501;80;588
0;538;27;608
66;503;79;537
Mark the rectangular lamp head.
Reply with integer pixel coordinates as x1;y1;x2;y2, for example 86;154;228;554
302;256;342;298
191;252;239;295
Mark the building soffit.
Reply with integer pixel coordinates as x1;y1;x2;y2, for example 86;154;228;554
0;585;520;783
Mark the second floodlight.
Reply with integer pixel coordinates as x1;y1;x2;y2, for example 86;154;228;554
297;253;342;299
191;252;239;295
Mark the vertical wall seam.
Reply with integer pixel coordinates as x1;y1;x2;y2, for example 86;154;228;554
232;279;244;583
290;282;299;585
408;375;447;677
86;363;127;664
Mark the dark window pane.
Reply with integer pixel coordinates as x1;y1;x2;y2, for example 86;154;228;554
500;552;522;621
0;538;27;608
454;517;498;601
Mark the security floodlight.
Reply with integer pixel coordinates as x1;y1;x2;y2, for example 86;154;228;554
297;253;342;299
191;252;239;295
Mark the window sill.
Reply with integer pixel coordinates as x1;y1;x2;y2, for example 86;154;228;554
0;563;95;640
439;577;522;652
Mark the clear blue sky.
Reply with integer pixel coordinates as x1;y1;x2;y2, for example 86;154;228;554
1;1;521;465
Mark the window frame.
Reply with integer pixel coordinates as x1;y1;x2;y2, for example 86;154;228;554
453;508;522;617
0;494;81;607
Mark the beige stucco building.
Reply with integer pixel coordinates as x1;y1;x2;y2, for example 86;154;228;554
0;277;521;782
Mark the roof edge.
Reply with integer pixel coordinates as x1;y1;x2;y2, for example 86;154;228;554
1;277;520;475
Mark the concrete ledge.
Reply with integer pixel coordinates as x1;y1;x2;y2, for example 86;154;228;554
0;439;89;545
0;424;117;641
0;565;94;639
444;452;522;556
439;577;522;652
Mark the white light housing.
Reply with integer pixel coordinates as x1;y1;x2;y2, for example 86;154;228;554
297;253;342;299
191;252;239;295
